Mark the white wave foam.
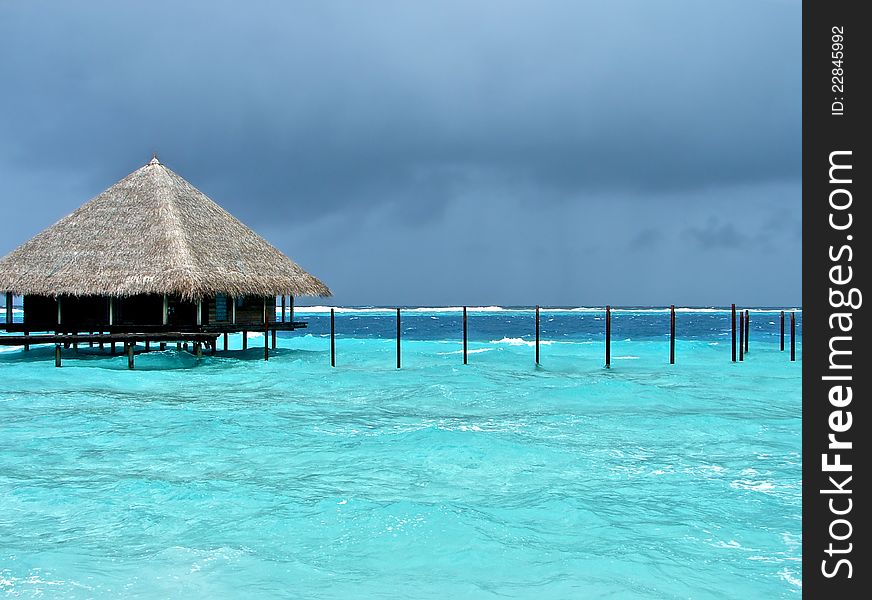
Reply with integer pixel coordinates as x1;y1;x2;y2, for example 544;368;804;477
489;337;555;347
436;348;492;355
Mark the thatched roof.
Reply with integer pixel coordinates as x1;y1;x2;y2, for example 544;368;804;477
0;157;331;300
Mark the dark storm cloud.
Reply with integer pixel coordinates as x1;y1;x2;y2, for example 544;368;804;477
0;0;800;305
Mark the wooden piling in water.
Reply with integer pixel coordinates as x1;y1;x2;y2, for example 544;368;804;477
242;331;247;350
780;311;785;351
4;291;11;325
605;305;611;369
330;308;336;367
160;342;166;351
264;326;269;361
271;329;277;350
127;342;134;369
176;342;181;350
463;306;468;365
223;332;228;351
739;312;744;362
24;330;29;351
55;344;61;367
790;312;796;361
731;304;736;362
144;340;150;352
194;342;202;358
111;341;116;355
535;305;540;365
396;308;401;369
670;305;675;365
744;309;750;353
89;331;94;348
281;295;286;323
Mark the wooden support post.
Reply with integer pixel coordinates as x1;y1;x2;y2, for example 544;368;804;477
211;341;216;356
534;305;540;365
281;295;286;323
145;340;150;352
731;304;736;362
670;304;675;365
72;331;78;352
330;308;336;367
160;342;166;351
111;341;116;355
99;331;104;351
605;305;611;369
780;310;785;351
396;308;401;369
271;328;277;349
264;324;269;361
223;332;228;351
790;312;796;361
183;342;189;351
242;331;248;350
89;331;93;348
4;291;11;325
195;342;202;358
196;299;203;326
127;342;134;369
176;342;182;350
24;329;29;351
463;306;469;365
55;344;61;367
290;295;294;324
744;309;750;353
739;312;744;362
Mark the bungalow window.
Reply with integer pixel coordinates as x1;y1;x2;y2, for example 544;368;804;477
215;294;228;321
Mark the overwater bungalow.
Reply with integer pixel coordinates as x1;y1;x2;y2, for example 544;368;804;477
0;156;330;361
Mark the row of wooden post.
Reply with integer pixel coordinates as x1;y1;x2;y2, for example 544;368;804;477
324;306;798;368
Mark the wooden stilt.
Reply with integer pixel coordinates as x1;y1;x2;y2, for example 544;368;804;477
89;331;94;348
24;329;29;351
290;295;294;324
242;331;248;350
183;342;189;351
127;342;134;369
744;309;750;353
463;306;468;365
396;308;401;369
790;312;796;361
195;342;202;358
145;340;150;352
605;305;611;369
264;324;269;361
211;341;216;356
731;304;736;362
111;341;116;355
4;291;11;326
281;295;286;322
534;305;540;365
271;328;277;349
739;312;744;362
223;332;228;351
670;304;675;365
176;342;182;350
160;342;166;351
99;331;104;351
780;310;785;351
330;308;336;367
55;344;61;367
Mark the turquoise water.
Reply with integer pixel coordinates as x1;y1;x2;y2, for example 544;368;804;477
0;308;801;598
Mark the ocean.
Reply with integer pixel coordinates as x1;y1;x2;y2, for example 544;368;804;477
0;307;802;598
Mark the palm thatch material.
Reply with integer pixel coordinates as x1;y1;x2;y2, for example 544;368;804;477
0;157;331;300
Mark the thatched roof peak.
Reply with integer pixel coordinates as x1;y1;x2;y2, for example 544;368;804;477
0;157;331;300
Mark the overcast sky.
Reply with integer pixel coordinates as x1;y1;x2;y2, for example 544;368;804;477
0;0;800;306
